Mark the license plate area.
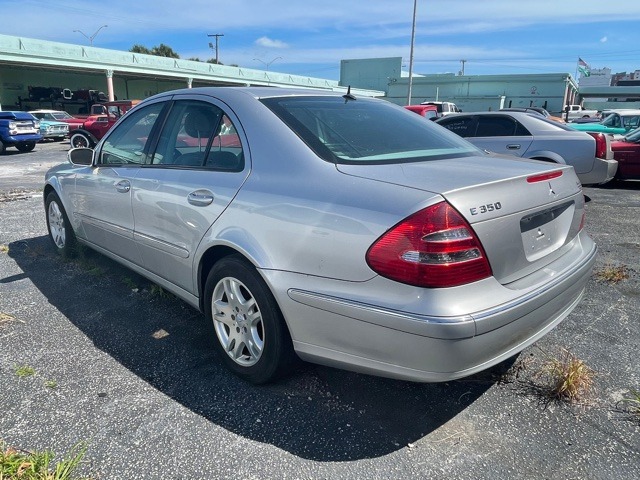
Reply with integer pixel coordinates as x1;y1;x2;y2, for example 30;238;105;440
520;201;574;262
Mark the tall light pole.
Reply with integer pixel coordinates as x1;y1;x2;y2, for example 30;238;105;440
73;25;108;46
207;33;224;64
253;57;283;70
406;0;418;105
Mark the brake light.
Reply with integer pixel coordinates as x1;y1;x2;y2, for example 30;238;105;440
527;170;563;183
366;201;492;288
586;132;607;159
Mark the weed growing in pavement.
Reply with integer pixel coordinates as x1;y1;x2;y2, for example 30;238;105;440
618;389;640;420
121;276;139;290
0;244;8;254
0;440;90;480
536;349;595;403
594;264;629;284
14;365;36;378
0;312;15;327
45;380;58;389
150;284;171;298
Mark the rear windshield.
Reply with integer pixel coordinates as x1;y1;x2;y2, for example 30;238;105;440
260;96;479;164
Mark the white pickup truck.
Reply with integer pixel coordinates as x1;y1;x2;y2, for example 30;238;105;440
564;104;599;121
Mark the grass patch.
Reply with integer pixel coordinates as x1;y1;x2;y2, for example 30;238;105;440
14;365;36;378
536;349;595;403
594;264;629;284
45;380;58;389
0;440;90;479
0;245;8;254
121;276;139;290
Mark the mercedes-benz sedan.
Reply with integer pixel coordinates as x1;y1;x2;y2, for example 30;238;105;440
44;87;597;384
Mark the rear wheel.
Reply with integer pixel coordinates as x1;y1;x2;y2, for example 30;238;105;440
16;142;35;152
204;255;295;384
70;132;92;149
45;192;77;257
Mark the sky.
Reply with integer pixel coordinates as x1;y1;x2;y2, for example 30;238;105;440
3;0;640;80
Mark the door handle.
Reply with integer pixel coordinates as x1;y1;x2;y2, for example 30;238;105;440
188;190;214;206
506;144;521;150
115;180;131;193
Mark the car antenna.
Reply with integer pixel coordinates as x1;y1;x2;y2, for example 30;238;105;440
343;85;356;103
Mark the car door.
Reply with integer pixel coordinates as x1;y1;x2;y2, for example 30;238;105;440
470;115;533;157
616;141;640;179
73;100;166;264
131;97;249;294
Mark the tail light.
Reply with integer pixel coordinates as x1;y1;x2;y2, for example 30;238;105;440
586;132;607;159
366;201;492;288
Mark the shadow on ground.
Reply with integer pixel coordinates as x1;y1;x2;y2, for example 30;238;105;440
8;236;510;461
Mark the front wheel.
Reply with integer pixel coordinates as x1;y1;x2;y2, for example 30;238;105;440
204;255;295;384
16;142;36;152
70;132;92;149
45;192;77;257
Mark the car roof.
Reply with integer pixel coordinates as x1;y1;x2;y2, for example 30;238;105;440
603;109;640;115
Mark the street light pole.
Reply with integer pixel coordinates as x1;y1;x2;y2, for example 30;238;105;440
73;25;108;46
207;33;224;64
253;57;283;70
406;0;417;105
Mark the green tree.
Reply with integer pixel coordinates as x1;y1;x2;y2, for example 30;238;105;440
129;43;180;58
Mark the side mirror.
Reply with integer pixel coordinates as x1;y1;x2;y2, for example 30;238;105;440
68;147;94;166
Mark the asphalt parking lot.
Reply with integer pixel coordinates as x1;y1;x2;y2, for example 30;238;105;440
1;142;639;479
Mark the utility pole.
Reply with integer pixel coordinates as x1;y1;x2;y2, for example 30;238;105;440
406;0;417;105
207;33;224;64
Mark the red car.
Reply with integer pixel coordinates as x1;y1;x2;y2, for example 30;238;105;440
69;100;140;148
611;128;640;180
404;104;439;120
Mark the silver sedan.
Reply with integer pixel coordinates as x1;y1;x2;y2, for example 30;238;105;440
44;87;596;384
436;111;618;185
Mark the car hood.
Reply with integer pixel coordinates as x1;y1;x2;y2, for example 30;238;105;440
336;154;581;223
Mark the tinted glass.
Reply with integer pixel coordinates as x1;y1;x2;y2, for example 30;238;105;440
438;116;476;137
476;116;517;137
262;97;479;164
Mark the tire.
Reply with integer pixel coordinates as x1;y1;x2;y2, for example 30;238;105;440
204;255;295;384
70;132;92;149
45;192;77;257
16;142;35;153
0;140;5;155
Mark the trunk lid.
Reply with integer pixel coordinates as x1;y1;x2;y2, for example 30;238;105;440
337;155;585;284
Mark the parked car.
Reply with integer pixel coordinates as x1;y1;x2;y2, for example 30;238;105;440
44;87;597;384
500;107;565;123
436;111;617;185
420;101;460;116
29;109;84;130
35;117;69;141
68;100;141;148
404;104;439;119
0;111;43;154
610;126;640;180
568;109;640;135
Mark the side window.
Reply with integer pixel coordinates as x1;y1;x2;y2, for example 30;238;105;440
100;102;164;165
151;101;244;171
475;116;517;137
438;116;476;137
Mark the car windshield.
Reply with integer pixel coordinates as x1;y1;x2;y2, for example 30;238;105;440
52;112;74;120
261;96;479;164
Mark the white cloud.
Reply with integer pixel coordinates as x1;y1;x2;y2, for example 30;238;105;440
255;36;288;49
600;36;608;43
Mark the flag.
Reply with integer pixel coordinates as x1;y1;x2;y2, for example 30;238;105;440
578;57;590;77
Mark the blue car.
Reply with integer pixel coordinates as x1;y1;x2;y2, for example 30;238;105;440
0;111;43;154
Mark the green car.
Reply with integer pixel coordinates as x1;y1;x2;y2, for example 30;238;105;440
570;110;640;135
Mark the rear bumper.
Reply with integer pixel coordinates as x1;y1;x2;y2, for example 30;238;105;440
265;233;597;383
579;157;618;185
